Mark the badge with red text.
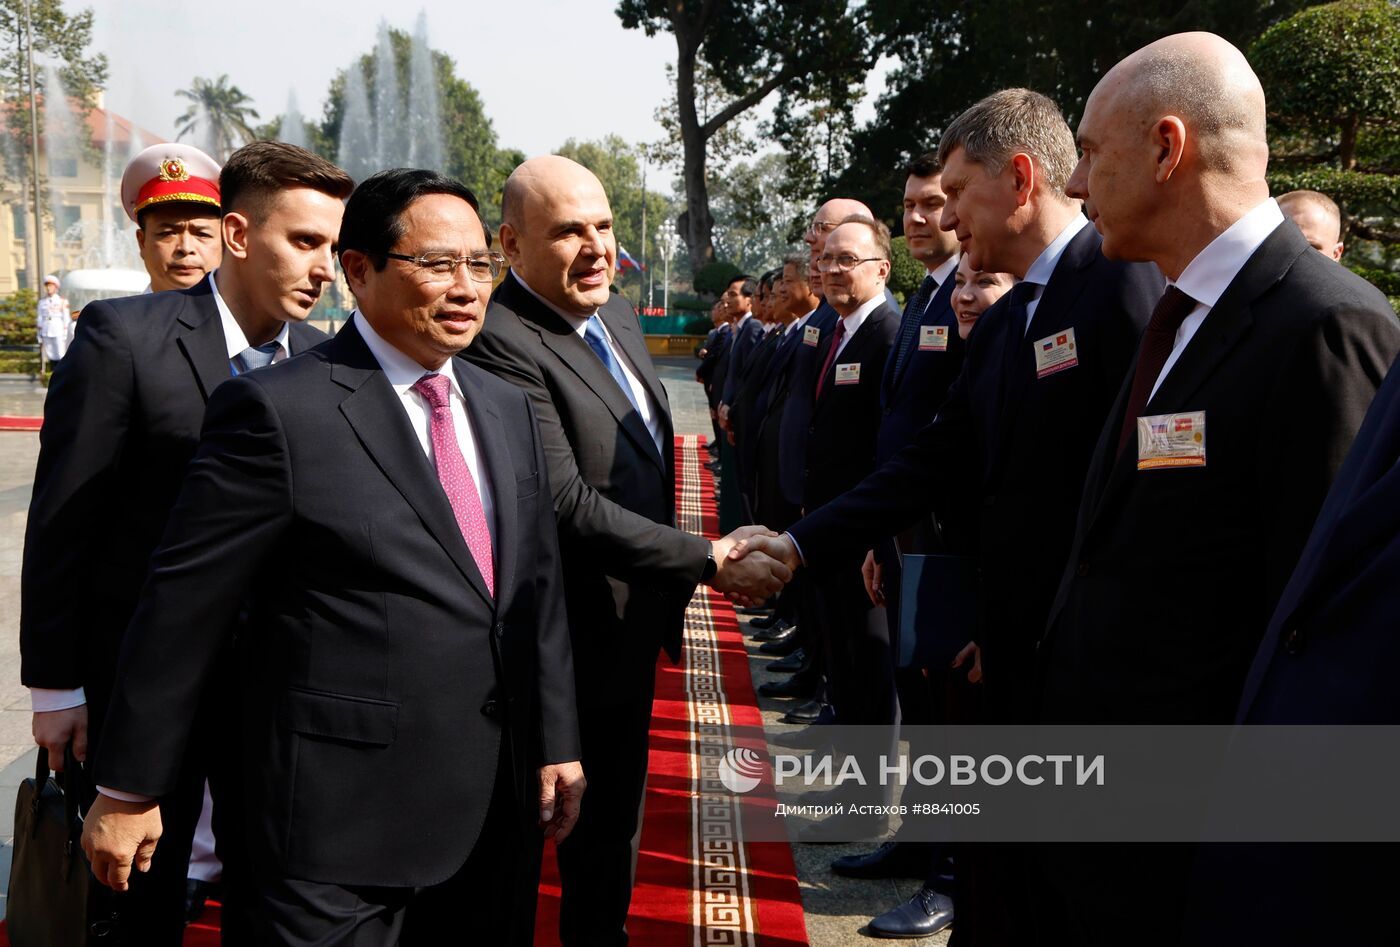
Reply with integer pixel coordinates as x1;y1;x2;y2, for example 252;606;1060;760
803;325;821;347
1137;411;1206;469
835;363;861;385
918;325;949;352
1033;328;1079;378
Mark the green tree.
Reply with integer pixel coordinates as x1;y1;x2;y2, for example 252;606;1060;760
175;75;260;162
617;0;877;274
831;0;1312;232
0;0;107;186
1251;0;1400;171
318;30;508;223
1251;0;1400;262
707;152;805;275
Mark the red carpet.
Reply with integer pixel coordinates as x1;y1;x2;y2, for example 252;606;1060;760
0;416;40;432
534;434;807;945
1;436;806;946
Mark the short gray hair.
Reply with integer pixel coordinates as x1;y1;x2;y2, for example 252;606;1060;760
937;88;1078;198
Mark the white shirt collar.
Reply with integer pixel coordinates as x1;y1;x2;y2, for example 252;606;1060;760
928;253;960;287
514;272;596;330
1022;214;1090;289
837;292;886;334
209;271;292;360
1170;198;1285;308
353;310;462;398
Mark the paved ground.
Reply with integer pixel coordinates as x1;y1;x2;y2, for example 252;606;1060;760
0;366;939;943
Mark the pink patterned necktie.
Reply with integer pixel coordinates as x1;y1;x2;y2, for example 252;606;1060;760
412;373;494;597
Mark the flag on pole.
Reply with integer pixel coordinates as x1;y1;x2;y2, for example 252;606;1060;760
618;246;646;271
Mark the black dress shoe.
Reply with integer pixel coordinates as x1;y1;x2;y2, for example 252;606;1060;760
757;672;817;699
704;459;721;471
758;628;800;656
766;647;806;672
749;612;781;630
185;878;220;925
867;886;954;938
831;840;934;879
779;697;826;724
737;602;775;615
753;619;794;642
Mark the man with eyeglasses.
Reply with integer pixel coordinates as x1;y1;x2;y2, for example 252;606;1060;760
466;155;788;946
80;168;583;946
790;217;901;839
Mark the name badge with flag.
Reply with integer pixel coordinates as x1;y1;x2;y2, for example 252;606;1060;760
1137;411;1206;469
1033;328;1079;378
918;325;949;352
803;325;821;347
835;363;861;385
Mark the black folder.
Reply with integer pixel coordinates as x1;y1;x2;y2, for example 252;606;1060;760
896;554;979;670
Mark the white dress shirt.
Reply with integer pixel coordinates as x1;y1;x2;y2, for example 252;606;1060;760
1148;198;1285;401
832;293;887;360
926;253;960;299
514;275;667;458
354;312;496;549
1018;214;1090;333
210;272;292;369
29;273;302;716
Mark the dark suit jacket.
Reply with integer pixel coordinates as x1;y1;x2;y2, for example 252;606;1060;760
20;278;327;724
1181;350;1400;947
732;325;787;498
696;323;730;399
94;318;578;888
1042;222;1400;725
789;227;1160;717
802;301;900;511
877;272;963;467
720;314;765;406
776;302;841;507
465;273;709;687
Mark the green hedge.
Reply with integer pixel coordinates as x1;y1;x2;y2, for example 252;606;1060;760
1267;168;1400;210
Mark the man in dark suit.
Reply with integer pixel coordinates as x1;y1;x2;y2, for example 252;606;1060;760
1183;349;1400;946
22;141;352;944
81;170;584;946
1035;32;1400;945
799;217;901;751
464;155;788;946
830;151;965;928
733;89;1161;940
731;270;789;516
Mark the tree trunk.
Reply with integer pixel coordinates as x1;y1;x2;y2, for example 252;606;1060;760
672;18;716;274
1340;114;1359;171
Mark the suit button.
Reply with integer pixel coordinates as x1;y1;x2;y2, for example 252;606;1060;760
1075;562;1090;578
808;426;816;436
481;699;499;717
493;621;506;639
983;495;996;508
1284;628;1302;655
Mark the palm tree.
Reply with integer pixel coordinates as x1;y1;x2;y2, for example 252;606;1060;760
175;76;260;161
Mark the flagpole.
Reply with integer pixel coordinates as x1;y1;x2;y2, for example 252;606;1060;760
641;158;650;311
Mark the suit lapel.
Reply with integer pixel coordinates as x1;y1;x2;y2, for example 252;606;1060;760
599;300;673;438
453;359;518;613
502;276;667;475
1085;223;1300;533
332;322;494;608
174;284;232;401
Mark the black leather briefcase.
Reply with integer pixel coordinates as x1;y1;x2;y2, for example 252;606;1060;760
7;746;123;945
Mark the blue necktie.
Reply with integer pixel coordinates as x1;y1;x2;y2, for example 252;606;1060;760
891;274;939;381
233;340;281;375
583;315;643;417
